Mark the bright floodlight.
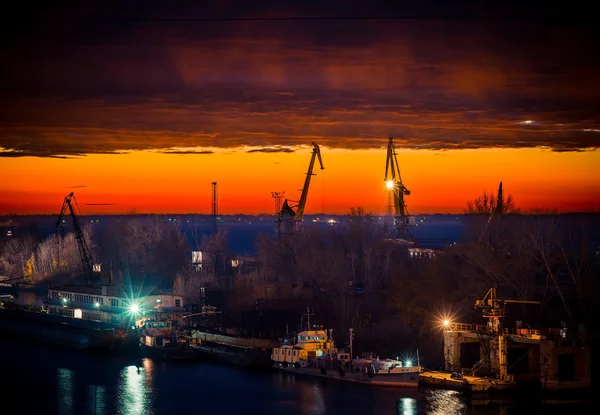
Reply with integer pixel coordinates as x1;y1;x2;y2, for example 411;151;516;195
385;180;395;190
444;319;450;327
405;360;412;367
130;303;140;314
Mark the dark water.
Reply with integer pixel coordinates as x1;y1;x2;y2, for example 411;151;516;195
0;339;594;415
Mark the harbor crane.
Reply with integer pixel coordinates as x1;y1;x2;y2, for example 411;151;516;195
279;142;324;234
56;192;99;278
384;137;414;243
471;288;541;379
475;287;541;334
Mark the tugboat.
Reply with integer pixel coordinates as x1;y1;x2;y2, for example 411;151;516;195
271;309;422;388
139;319;200;360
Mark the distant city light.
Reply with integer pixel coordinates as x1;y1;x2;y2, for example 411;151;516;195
518;120;538;125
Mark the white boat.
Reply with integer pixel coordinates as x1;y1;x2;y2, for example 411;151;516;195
271;310;421;388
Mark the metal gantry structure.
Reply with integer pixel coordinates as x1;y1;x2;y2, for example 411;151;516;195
271;191;285;238
56;192;96;277
279;142;324;234
475;288;541;334
384;137;414;242
211;182;218;233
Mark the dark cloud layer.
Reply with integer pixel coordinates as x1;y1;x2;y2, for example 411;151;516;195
247;147;295;153
1;1;598;157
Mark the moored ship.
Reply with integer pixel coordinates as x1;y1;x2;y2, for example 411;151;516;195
140;319;200;360
271;310;422;388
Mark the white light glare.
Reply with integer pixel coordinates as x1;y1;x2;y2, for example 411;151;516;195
518;120;537;126
385;180;395;190
405;360;412;367
443;320;450;327
130;303;140;314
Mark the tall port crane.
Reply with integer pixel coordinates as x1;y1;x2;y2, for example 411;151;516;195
56;192;96;277
280;142;324;234
384;137;414;242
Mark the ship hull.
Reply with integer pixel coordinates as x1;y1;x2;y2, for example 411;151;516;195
139;342;201;360
0;309;119;351
193;342;272;370
273;363;420;388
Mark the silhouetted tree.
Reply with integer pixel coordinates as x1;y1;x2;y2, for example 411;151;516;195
466;189;517;214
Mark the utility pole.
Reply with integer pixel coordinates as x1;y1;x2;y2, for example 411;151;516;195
211;182;218;233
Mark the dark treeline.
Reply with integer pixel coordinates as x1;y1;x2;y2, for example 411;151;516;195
1;211;598;367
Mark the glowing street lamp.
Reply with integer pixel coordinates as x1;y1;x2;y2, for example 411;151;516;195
443;320;450;327
385;180;395;190
129;303;140;314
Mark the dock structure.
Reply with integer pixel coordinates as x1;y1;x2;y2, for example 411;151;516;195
439;322;591;392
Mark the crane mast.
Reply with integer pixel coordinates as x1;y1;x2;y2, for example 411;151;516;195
280;142;324;233
56;192;95;277
384;137;413;242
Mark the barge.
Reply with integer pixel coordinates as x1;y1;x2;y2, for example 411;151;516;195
272;311;421;388
187;329;273;369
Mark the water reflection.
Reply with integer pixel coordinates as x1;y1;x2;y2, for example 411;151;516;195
298;382;326;415
421;389;467;415
57;368;74;415
116;365;152;415
88;385;106;415
141;358;154;387
397;397;418;415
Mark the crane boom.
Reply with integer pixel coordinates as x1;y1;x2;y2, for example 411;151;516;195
294;142;324;222
56;192;95;277
279;142;324;234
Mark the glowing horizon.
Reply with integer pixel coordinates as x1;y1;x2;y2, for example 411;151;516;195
2;147;598;216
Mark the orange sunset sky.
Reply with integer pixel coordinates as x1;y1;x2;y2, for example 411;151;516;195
2;147;598;215
1;2;599;215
